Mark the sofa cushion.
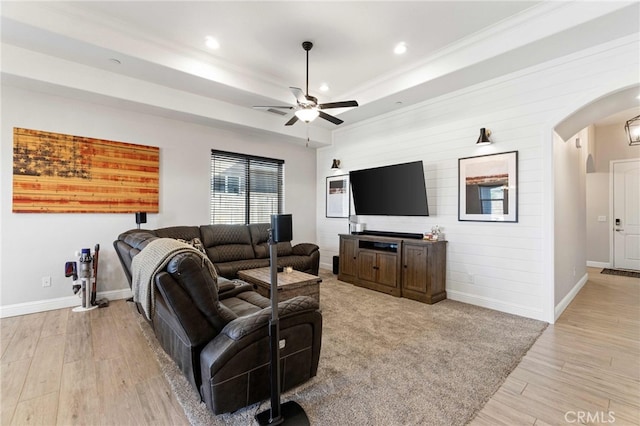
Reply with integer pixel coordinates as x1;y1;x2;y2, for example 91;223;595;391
248;223;293;258
215;259;270;279
219;292;269;318
200;225;255;262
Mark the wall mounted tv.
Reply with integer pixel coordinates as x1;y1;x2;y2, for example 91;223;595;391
350;161;429;216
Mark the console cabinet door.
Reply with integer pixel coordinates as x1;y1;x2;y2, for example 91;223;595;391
339;237;358;278
401;241;447;304
358;252;398;289
402;244;428;293
377;253;398;287
357;251;377;282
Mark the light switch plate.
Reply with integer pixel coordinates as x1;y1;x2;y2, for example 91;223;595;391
597;216;607;222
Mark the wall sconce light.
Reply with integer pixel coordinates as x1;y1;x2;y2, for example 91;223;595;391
135;212;147;229
331;159;341;170
476;128;492;145
625;115;640;146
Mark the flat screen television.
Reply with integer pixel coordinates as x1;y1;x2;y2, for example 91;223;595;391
350;161;429;216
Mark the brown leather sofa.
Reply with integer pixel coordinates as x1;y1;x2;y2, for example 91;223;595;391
112;225;323;414
114;223;320;284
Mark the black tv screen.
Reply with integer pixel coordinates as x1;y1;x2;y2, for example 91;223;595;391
350;161;429;216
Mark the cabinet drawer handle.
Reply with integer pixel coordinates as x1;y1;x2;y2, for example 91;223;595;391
373;266;379;270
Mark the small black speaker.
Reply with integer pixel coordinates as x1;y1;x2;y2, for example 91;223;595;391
135;212;147;225
271;214;292;243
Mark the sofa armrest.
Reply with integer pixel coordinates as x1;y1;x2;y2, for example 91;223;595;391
221;295;319;341
292;243;319;256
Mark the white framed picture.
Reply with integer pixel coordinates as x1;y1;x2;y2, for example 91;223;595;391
458;151;518;222
326;175;350;218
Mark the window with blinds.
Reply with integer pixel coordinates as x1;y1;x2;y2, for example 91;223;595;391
210;150;284;224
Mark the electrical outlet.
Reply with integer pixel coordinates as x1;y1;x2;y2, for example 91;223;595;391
42;276;51;287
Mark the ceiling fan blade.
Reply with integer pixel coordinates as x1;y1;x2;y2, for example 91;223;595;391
319;100;359;109
290;87;307;104
319;111;344;125
253;105;294;110
284;115;299;126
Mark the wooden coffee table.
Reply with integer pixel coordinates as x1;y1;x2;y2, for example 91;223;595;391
237;267;322;304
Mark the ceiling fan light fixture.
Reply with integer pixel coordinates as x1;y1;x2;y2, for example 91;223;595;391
205;36;220;50
394;42;407;55
295;108;319;123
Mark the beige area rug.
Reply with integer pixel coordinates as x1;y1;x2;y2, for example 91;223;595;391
137;272;547;425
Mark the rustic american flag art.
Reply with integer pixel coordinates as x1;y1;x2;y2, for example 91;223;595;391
12;128;159;213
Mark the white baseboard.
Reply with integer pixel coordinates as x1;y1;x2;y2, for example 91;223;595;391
587;261;610;268
446;290;548;323
554;272;589;321
0;288;132;318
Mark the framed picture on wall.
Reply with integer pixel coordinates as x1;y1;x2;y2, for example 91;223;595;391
326;175;350;218
458;151;518;222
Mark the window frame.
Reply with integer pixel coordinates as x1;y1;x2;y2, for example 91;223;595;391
210;150;284;224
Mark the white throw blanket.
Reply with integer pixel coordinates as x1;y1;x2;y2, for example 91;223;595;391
131;238;215;321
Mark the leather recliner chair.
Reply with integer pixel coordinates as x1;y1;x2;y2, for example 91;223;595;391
141;250;322;414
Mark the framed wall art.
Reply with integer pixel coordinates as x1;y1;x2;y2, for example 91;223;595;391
458;151;518;222
326;174;350;218
13;127;159;213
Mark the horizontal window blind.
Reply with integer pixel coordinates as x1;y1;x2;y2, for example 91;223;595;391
211;150;284;224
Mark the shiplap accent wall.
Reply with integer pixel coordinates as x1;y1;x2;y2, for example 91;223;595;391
317;34;639;322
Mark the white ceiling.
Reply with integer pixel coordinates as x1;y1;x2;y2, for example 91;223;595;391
1;1;639;140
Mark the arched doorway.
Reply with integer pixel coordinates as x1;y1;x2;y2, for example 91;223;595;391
549;84;640;321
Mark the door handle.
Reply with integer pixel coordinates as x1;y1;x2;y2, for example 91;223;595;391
616;228;624;232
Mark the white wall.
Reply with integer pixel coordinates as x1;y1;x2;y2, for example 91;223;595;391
0;85;316;315
316;34;639;323
553;127;588;309
586;121;640;265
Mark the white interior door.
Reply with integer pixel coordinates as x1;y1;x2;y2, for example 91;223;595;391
612;159;640;270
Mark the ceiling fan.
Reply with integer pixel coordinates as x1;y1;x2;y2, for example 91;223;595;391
253;41;358;126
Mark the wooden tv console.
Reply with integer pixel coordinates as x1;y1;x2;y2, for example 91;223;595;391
338;233;447;304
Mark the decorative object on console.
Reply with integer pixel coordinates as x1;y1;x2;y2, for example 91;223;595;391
424;225;443;241
458;151;518;222
255;214;310;426
326;174;350;218
625;115;640;145
476;128;492;145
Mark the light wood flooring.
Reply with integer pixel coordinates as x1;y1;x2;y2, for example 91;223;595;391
472;268;640;426
1;268;638;425
1;299;188;425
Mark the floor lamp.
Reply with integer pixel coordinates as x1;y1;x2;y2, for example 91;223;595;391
255;214;310;426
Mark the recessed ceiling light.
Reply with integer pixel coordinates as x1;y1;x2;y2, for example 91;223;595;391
205;36;220;50
319;83;329;92
394;42;407;55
